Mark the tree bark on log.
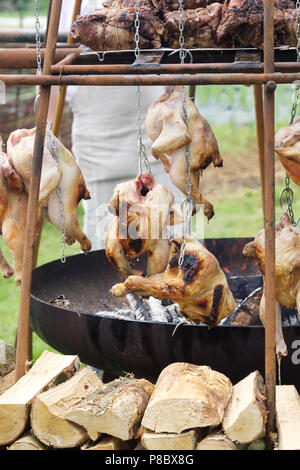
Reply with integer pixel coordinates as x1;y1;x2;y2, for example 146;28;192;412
142;363;232;433
65;376;154;441
0;370;15;396
276;385;300;450
31;367;102;449
0;341;16;377
0;351;80;446
222;371;267;444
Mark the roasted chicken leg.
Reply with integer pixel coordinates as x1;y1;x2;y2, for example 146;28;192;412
243;213;300;358
110;236;236;326
106;172;182;279
145;86;222;220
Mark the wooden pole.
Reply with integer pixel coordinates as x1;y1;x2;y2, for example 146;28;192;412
263;0;276;449
15;0;63;381
254;84;265;215
52;0;82;137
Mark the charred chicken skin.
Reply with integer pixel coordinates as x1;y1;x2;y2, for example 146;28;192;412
110;236;236;326
71;6;163;50
275;115;300;186
106;172;182;279
7;128;92;253
243;213;300;358
145;86;222;220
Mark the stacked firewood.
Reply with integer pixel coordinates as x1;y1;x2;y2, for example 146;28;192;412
70;0;298;51
0;346;300;450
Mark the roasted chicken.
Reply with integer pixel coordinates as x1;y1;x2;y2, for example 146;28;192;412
106;172;182;279
71;6;163;50
163;3;223;48
0;139;28;283
145;86;222;220
243;213;300;358
275;116;300;186
7;128;92;253
110;236;236;326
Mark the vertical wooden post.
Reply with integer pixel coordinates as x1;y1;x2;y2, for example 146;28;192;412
253;84;265;215
263;0;276;449
52;0;82;137
15;0;63;381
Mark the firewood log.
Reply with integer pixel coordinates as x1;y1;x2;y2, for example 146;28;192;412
64;376;154;441
81;436;130;450
196;431;237;450
141;428;201;450
0;351;80;446
142;363;232;433
7;433;48;451
0;341;16;377
30;367;102;449
222;371;267;444
0;370;15;395
276;385;300;450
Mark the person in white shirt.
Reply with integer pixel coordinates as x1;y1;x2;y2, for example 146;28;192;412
49;0;182;251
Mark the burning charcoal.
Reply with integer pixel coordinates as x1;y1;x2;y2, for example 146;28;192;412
147;297;169;323
126;294;152;321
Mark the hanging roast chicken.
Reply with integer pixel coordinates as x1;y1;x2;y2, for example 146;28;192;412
145;86;222;220
275;116;300;186
7;128;92;254
243;213;300;358
0;138;29;283
110;235;236;326
106;172;182;279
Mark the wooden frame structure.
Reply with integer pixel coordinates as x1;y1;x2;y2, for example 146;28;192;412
0;0;297;447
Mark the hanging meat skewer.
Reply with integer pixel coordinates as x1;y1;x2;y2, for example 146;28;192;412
106;172;182;279
145;86;222;220
243;213;300;358
275;116;300;186
110;235;236;326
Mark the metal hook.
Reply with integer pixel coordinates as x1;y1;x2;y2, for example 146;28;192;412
168;48;193;64
96;52;105;62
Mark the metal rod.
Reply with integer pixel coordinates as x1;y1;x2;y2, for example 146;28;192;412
0;47;79;68
53;0;82;137
254;84;265;215
2;72;300;86
263;0;276;450
0;29;68;44
50;62;300;75
15;0;62;382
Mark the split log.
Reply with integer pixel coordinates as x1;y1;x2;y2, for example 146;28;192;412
7;433;47;451
0;341;16;377
142;363;232;433
65;376;154;441
222;370;267;444
196;432;237;450
141;428;200;450
276;385;300;450
81;436;130;450
0;370;15;395
31;367;102;449
0;351;80;446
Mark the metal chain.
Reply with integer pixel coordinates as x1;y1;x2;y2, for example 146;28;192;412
178;0;194;266
35;0;67;261
279;4;300;227
134;0;152;175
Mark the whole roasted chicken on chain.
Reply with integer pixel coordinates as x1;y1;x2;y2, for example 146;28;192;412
106;172;182;279
275;115;300;186
0;129;91;284
110;235;236;326
243;213;300;358
145;86;222;220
